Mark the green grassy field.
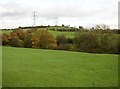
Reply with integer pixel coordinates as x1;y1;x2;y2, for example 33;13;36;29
1;30;12;34
2;46;118;87
48;30;75;38
1;30;75;38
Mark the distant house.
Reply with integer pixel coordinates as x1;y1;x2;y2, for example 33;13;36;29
64;25;70;28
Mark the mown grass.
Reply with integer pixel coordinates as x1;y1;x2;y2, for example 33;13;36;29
2;46;118;87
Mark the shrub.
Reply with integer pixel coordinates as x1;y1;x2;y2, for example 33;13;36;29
56;35;67;45
74;31;119;54
56;35;76;51
10;37;24;47
69;44;77;51
10;28;28;41
27;28;38;33
10;28;30;48
31;37;39;48
67;38;73;44
57;44;70;50
2;34;11;45
98;34;118;54
24;34;32;48
118;35;120;53
0;34;2;46
31;30;57;49
74;33;99;52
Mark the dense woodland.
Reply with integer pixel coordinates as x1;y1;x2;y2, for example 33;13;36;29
1;25;120;54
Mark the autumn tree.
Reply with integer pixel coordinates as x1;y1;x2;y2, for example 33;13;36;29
10;28;28;41
10;38;24;47
31;29;57;49
2;34;11;45
10;28;30;47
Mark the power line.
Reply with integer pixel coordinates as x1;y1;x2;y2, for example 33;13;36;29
53;17;60;26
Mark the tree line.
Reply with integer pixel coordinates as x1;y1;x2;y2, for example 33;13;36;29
2;28;120;54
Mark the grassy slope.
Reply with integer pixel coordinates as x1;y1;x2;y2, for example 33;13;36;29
2;46;118;87
1;30;12;34
1;30;75;38
48;30;75;38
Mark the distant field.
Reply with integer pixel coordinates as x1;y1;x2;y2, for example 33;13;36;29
1;29;75;38
1;30;12;34
48;26;64;29
48;30;75;38
2;46;118;87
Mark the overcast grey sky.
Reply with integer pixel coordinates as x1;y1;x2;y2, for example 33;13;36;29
0;0;119;29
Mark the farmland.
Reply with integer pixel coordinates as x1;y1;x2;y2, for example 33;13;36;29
48;30;75;38
1;0;119;87
1;30;12;34
2;46;118;87
1;29;75;38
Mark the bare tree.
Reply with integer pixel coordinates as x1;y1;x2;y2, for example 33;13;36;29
95;24;110;30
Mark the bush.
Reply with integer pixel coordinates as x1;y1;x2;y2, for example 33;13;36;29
74;31;119;54
69;44;77;51
2;27;119;54
2;34;11;45
56;35;67;45
24;34;32;48
57;44;70;50
74;33;99;52
10;28;30;48
31;30;57;49
56;35;76;51
98;34;118;53
27;28;37;33
67;38;73;44
10;37;24;47
10;28;29;41
0;34;2;46
118;36;120;53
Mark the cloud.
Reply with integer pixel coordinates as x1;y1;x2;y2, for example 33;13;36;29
0;2;31;19
0;2;93;19
0;0;118;29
